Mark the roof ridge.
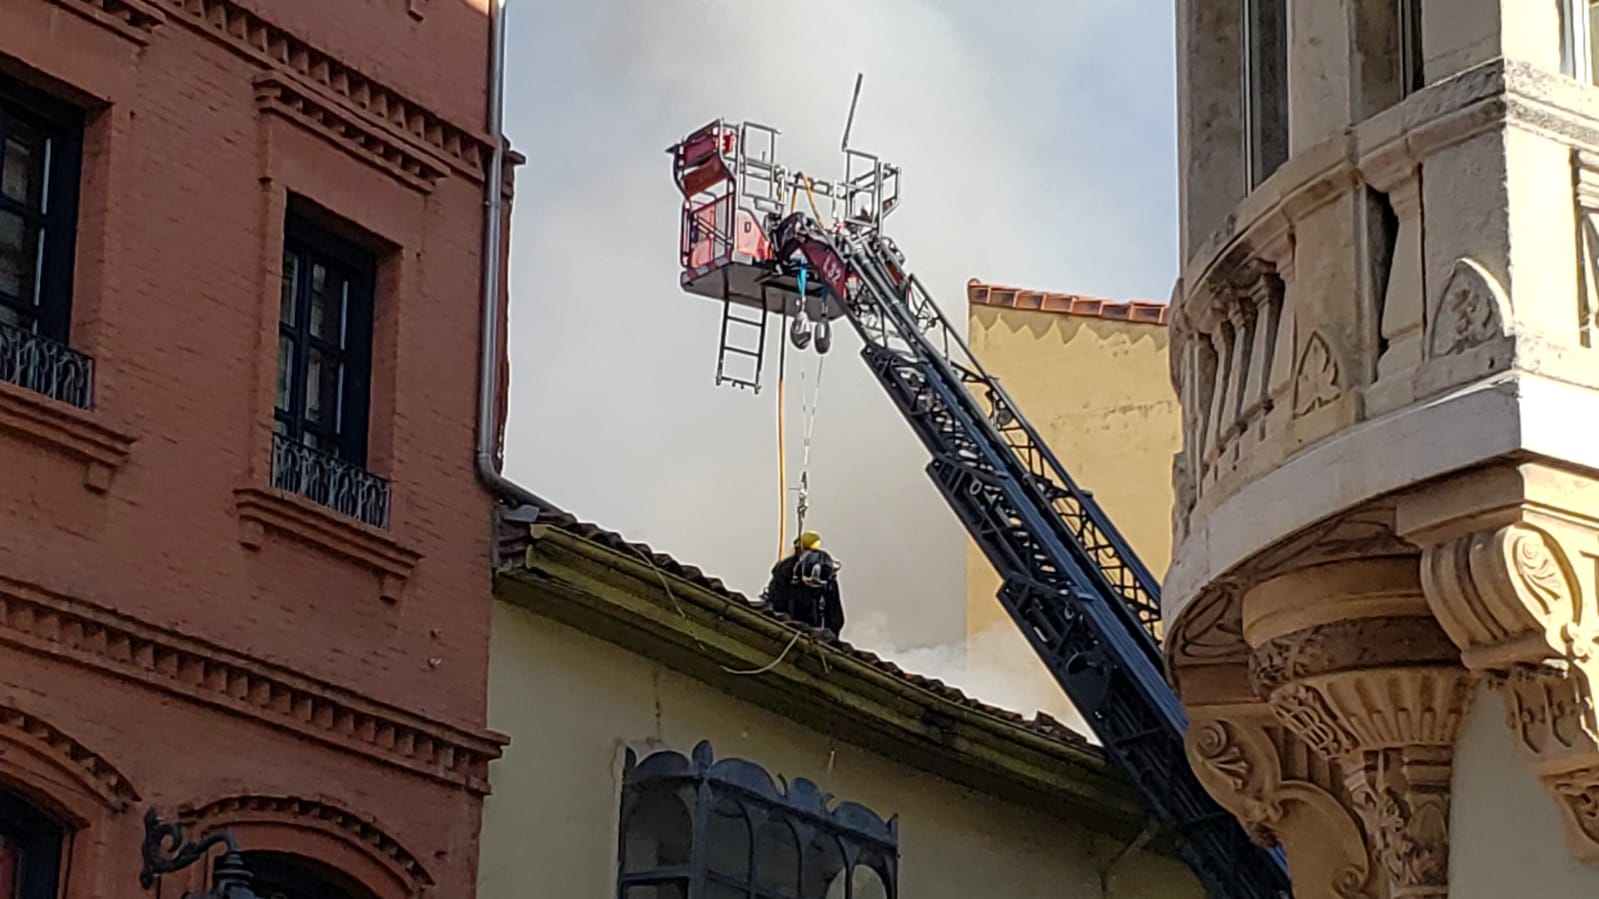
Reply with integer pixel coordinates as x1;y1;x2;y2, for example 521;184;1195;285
966;278;1169;325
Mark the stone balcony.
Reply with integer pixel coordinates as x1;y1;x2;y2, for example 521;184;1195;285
1164;57;1599;898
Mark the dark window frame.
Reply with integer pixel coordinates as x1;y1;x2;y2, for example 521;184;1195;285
1242;0;1290;190
0;788;66;899
274;210;377;467
1397;0;1425;96
237;850;375;899
617;741;898;899
0;73;83;344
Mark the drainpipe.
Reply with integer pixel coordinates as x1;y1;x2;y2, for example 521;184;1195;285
476;0;543;513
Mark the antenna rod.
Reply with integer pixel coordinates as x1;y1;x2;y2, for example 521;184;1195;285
841;73;863;152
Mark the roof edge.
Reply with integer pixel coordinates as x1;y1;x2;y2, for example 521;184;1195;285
495;522;1152;835
967;278;1170;325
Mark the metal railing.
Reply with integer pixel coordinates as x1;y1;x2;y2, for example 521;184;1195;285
0;319;94;410
270;433;391;529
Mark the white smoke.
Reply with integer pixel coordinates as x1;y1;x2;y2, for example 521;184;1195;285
847;611;1096;742
499;0;1177;698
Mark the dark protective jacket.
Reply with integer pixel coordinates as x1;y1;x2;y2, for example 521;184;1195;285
765;550;844;635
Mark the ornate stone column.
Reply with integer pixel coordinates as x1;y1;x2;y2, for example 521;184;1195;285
1399;462;1599;863
1244;557;1471;899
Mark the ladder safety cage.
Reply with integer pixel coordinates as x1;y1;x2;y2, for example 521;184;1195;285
665;117;1292;899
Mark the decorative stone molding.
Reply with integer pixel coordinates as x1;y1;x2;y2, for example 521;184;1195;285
1243;557;1470;899
46;0;166;43
180;794;433;896
1167;505;1487;896
1426;259;1510;359
0;382;135;493
1185;706;1378;899
0;701;140;814
1343;745;1453;897
1401;462;1599;862
0;572;503;793
234;486;420;603
1292;331;1342;418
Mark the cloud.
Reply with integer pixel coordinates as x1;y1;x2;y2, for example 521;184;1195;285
499;0;1176;670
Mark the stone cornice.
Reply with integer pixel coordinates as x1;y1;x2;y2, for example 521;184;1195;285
497;525;1155;838
157;0;493;184
0;573;504;794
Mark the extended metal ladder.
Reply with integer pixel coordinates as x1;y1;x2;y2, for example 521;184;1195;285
714;292;768;391
769;213;1291;899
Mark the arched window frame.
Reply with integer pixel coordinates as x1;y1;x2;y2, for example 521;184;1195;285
0;788;65;899
617;741;899;899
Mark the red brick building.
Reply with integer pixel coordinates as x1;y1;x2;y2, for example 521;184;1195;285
0;1;514;896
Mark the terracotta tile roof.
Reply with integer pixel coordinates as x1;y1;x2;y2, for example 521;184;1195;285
495;504;1094;753
967;279;1169;325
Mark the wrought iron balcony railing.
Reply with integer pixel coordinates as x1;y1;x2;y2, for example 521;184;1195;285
0;319;94;410
270;434;391;529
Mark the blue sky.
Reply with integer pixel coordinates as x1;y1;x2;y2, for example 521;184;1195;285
498;0;1178;681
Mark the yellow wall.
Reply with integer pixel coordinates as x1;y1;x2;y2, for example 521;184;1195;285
479;599;1203;899
962;305;1179;722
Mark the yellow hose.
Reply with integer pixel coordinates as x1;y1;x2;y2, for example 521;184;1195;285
800;173;829;228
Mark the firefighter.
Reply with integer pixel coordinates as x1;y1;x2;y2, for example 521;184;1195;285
763;530;844;636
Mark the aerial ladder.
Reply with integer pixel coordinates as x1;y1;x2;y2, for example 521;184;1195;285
667;117;1292;899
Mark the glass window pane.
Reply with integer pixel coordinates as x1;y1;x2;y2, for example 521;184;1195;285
280;252;298;325
275;334;295;413
0;834;18;899
800;835;846;899
305;345;326;424
309;262;332;339
1589;0;1599;84
621;788;693;875
706;799;751;881
753;818;799;895
849;864;890;899
0;210;36;300
1;120;43;207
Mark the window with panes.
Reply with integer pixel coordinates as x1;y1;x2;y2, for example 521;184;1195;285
1242;0;1289;189
618;742;897;899
0;75;82;343
274;212;376;466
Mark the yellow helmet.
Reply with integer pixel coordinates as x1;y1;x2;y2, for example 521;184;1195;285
797;531;822;551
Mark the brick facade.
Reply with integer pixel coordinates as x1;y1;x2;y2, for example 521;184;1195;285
0;1;510;896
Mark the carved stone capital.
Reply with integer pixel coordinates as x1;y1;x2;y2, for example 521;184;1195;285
1243;558;1470;898
1400;461;1599;864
